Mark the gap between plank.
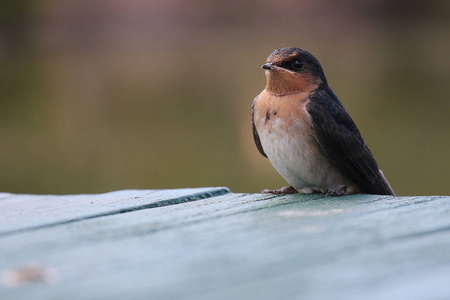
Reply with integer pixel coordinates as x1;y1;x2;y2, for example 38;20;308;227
0;188;230;238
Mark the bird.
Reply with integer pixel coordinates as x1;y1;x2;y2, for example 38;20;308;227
251;47;395;196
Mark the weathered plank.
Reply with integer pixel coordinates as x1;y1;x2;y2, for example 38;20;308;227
1;190;450;300
0;187;229;236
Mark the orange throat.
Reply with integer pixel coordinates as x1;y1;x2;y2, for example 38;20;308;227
265;70;320;96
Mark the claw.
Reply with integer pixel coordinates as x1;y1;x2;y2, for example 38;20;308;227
325;185;347;197
261;186;298;194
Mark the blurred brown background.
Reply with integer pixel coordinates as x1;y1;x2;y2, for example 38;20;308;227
0;0;449;195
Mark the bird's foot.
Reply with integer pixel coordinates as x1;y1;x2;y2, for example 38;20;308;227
325;185;347;197
262;186;299;195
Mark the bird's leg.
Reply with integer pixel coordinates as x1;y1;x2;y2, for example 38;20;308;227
325;185;347;197
262;186;299;195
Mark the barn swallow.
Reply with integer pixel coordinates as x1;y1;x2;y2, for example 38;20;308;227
252;47;395;196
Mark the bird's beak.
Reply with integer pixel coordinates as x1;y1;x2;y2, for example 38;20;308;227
261;63;276;70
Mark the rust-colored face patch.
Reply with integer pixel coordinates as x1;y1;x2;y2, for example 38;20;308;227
263;48;322;95
264;68;320;96
266;51;300;66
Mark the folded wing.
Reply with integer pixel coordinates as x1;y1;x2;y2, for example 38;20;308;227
306;88;395;195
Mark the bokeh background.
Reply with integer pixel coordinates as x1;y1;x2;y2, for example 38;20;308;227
0;0;449;195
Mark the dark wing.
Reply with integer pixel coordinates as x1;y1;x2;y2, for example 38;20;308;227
306;87;394;195
251;98;267;158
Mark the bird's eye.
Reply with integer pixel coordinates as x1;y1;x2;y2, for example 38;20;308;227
292;59;303;70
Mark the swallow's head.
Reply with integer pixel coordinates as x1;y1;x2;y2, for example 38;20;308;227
262;47;327;96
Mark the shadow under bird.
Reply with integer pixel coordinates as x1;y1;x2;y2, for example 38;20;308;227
252;47;395;196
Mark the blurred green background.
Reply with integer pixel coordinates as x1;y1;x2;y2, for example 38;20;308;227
0;0;449;195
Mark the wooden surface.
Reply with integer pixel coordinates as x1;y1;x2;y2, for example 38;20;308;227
1;188;450;300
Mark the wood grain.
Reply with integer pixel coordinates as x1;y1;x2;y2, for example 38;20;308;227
1;189;449;300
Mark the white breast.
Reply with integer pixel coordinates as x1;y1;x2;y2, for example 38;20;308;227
253;91;355;193
259;111;321;189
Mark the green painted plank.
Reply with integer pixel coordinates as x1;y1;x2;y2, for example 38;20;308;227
0;187;230;235
1;192;450;300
